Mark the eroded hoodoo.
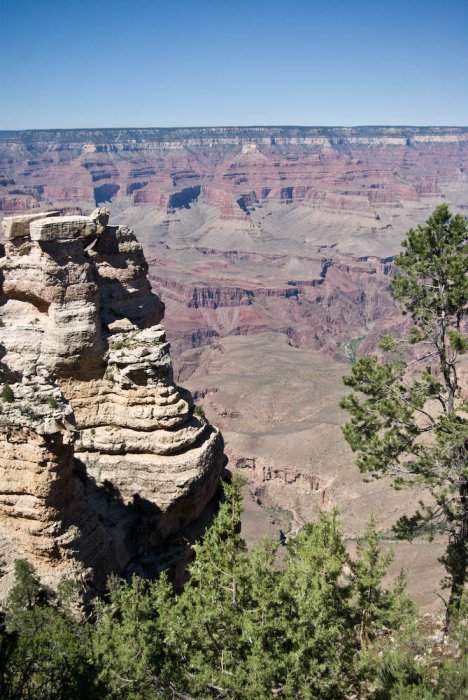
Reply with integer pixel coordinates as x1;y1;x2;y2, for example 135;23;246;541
0;209;225;598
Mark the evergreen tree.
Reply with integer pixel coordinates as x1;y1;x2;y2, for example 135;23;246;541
352;517;415;651
0;559;15;698
280;510;357;698
2;559;99;699
340;204;468;621
160;475;254;698
92;572;175;699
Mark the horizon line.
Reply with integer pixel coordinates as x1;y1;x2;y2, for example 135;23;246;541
1;124;468;134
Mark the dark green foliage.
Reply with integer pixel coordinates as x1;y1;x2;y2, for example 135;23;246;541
92;572;175;699
352;517;415;651
89;479;416;699
392;204;467;329
1;382;14;402
46;395;58;409
0;560;100;699
279;511;356;698
340;205;468;621
0;482;462;698
194;403;206;418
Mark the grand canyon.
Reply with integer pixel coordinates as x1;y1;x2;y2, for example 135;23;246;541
1;126;468;607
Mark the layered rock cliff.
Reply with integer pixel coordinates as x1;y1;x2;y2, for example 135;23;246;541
149;251;401;367
1;126;467;218
1;126;467;372
0;209;225;597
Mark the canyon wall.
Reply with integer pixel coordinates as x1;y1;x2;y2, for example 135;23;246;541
1;126;467;220
1;126;467;365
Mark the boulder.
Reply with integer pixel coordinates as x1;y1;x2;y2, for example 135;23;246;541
30;215;96;241
2;211;60;239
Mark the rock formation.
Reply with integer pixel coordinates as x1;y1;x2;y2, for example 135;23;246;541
0;209;225;598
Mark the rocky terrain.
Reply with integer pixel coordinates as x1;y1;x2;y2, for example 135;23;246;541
0;209;225;599
1;127;467;608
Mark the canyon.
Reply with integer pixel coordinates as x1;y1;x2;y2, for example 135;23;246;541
1;126;467;607
2;126;467;363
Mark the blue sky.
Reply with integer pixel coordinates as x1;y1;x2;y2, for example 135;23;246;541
1;0;467;128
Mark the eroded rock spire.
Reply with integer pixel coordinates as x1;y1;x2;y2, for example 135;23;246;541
0;210;225;599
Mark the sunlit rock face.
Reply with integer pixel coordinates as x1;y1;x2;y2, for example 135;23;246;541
0;209;225;598
0;374;116;598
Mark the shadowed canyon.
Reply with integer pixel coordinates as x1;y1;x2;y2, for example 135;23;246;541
1;126;468;608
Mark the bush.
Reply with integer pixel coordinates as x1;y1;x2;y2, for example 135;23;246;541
2;560;100;699
194;404;205;418
1;383;14;403
46;396;58;409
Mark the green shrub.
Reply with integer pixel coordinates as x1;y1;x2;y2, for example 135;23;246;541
194;404;205;418
1;383;14;403
46;396;58;409
18;243;33;256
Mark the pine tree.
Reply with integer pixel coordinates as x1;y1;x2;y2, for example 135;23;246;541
0;559;15;698
162;475;252;698
92;572;175;699
280;510;357;699
340;204;468;622
3;559;98;699
351;517;415;651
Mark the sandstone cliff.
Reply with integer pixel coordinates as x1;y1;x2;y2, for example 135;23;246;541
0;209;225;598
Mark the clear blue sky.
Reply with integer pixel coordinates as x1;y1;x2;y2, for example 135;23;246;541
1;0;467;129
